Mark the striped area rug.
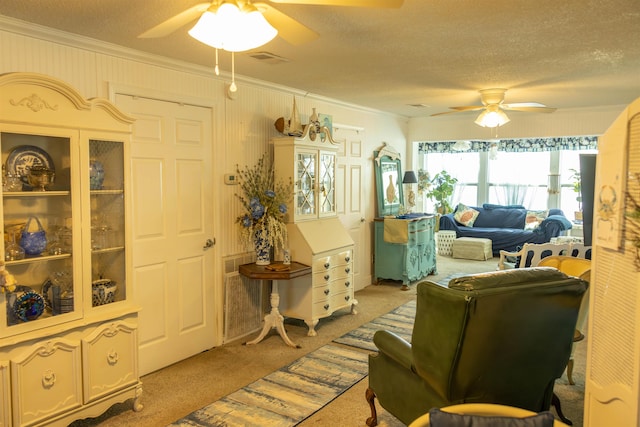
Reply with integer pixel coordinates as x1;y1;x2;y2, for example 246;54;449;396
168;344;369;427
332;299;416;351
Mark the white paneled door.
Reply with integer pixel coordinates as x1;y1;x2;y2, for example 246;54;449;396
335;128;369;291
115;94;215;375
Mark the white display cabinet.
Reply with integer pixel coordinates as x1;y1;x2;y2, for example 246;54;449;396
273;132;338;223
0;73;141;426
273;127;357;336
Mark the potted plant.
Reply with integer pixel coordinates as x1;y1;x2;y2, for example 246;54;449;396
569;168;582;221
235;154;293;265
426;171;458;215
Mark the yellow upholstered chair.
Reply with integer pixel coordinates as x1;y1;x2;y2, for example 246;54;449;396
538;255;591;385
498;242;591;270
409;403;570;427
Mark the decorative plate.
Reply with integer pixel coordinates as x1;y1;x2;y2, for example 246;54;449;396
6;145;55;184
12;290;45;322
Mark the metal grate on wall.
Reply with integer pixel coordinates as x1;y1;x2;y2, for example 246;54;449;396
223;254;269;343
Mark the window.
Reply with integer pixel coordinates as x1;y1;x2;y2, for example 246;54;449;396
420;151;479;212
417;139;597;217
488;151;549;208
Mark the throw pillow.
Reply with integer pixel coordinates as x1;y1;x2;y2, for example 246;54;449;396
429;408;555;427
525;210;549;230
454;203;480;227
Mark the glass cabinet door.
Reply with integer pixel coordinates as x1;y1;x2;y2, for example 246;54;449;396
295;150;317;218
318;151;336;217
88;139;126;308
1;130;79;333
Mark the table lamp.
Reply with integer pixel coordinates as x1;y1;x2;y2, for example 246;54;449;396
403;171;418;212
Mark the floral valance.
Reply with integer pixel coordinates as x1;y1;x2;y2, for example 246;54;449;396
417;136;598;154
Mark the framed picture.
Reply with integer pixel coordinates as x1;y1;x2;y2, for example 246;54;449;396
318;113;332;142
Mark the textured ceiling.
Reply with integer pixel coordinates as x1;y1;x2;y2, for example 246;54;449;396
1;0;639;118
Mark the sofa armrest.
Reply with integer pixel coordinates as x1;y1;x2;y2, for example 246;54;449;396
373;330;413;370
538;215;572;239
439;214;459;232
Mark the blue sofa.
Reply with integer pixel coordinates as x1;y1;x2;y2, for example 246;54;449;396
439;204;572;255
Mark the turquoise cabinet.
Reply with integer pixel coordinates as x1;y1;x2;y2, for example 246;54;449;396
374;215;437;289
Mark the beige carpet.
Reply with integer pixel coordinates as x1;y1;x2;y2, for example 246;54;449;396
70;254;585;427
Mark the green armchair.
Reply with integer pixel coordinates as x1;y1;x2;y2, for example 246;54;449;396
366;268;588;426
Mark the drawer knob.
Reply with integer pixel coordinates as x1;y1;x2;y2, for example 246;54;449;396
324;304;330;310
324;274;330;281
345;295;350;301
107;350;119;365
324;289;330;295
345;267;350;273
324;262;330;269
42;370;56;388
345;256;350;262
345;281;351;287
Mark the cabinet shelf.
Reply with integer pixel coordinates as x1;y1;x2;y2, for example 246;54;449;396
90;189;124;195
92;246;124;255
2;190;70;197
5;252;71;266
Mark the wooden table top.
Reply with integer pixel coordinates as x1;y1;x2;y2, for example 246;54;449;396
239;261;311;280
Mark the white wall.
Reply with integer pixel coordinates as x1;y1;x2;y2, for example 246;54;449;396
0;16;408;291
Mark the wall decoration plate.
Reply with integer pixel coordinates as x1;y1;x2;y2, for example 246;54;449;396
6;145;55;184
12;289;45;322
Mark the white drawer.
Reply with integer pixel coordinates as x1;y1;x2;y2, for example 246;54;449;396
312;285;331;301
82;321;139;403
11;339;82;426
312;267;351;286
312;290;353;316
313;250;353;271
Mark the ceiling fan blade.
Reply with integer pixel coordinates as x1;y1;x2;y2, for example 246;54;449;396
270;0;403;7
448;106;485;112
431;108;481;117
255;3;319;45
138;3;211;38
502;105;557;113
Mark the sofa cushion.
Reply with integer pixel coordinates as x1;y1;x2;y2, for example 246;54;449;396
429;408;555;427
472;207;526;229
453;203;480;227
482;203;526;210
525;209;549;229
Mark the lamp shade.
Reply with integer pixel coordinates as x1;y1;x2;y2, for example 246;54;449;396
475;105;510;128
188;1;277;52
403;171;418;184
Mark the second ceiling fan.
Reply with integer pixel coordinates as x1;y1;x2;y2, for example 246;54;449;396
431;88;557;127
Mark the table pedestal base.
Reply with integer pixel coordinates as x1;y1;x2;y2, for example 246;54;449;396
246;282;300;348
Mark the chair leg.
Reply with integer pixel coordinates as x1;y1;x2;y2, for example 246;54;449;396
552;392;573;426
365;387;378;427
567;358;575;385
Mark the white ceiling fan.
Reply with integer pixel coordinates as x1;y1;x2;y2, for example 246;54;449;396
138;0;404;47
431;88;557;127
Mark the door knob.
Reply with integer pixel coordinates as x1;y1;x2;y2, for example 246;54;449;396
203;238;215;250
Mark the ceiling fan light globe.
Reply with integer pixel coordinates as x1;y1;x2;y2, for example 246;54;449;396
188;1;277;52
475;108;510;128
188;9;226;49
228;6;278;51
